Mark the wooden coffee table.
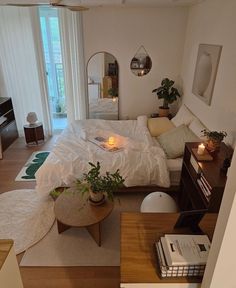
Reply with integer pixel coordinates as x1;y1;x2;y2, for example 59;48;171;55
54;188;114;246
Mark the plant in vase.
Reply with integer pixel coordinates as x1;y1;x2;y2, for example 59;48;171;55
152;78;181;117
201;129;227;152
76;162;125;205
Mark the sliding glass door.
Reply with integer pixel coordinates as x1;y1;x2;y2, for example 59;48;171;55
39;7;67;131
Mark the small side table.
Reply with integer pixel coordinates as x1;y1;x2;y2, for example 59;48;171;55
151;113;173;120
54;188;114;246
24;122;44;145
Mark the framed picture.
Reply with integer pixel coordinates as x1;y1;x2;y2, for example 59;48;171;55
192;44;222;106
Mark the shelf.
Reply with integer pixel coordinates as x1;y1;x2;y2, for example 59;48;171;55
178;142;231;213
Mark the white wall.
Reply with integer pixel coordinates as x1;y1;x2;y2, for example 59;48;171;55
181;0;236;141
180;1;236;285
83;7;188;119
202;147;236;287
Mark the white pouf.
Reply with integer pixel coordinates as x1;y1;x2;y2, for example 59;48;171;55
140;191;178;213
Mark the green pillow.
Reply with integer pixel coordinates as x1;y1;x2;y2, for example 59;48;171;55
157;124;199;158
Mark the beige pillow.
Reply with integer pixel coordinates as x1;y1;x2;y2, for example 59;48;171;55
157;124;200;158
147;117;175;137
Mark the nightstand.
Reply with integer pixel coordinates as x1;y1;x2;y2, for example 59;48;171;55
178;142;233;212
24;122;44;145
151;113;172;120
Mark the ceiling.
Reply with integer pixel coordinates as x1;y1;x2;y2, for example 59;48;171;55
0;0;206;8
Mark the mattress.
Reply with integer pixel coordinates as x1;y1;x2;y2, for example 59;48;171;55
166;158;183;186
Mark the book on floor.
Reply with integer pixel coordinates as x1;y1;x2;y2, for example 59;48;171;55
160;234;211;266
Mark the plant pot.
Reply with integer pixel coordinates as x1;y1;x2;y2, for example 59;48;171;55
89;190;105;206
206;139;221;152
158;106;170;117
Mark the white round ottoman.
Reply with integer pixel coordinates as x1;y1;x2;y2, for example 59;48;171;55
140;192;178;213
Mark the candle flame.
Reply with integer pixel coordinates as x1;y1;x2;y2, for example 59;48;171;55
108;136;115;146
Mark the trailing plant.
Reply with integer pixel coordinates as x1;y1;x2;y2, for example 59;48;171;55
49;187;68;200
76;162;125;201
152;78;181;109
201;129;227;142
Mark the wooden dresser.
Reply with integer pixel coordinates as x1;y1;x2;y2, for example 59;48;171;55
0;97;18;159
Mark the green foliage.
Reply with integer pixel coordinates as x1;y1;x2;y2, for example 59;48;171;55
49;187;68;200
152;78;181;109
76;162;125;201
108;87;118;97
201;129;227;142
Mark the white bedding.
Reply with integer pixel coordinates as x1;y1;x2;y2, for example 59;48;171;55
89;98;118;120
36;119;170;196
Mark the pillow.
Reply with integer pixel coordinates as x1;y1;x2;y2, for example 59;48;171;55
171;104;196;127
137;115;148;127
189;118;207;139
147;117;175;137
157;124;200;158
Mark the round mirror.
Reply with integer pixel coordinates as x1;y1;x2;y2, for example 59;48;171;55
130;46;152;77
87;52;119;120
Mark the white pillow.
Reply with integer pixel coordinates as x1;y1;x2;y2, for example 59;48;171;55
171;105;196;127
137;115;148;127
189;118;207;139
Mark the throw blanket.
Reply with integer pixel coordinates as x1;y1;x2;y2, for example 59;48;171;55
36;119;170;196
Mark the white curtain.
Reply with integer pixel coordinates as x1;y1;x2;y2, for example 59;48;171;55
0;7;51;136
0;7;87;136
59;9;88;122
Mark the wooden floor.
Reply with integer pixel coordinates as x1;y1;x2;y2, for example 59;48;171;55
0;137;120;288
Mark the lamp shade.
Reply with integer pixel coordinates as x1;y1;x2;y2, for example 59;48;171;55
26;112;38;125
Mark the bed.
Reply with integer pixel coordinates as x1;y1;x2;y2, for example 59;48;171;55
36;105;207;196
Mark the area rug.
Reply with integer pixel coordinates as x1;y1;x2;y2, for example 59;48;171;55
15;151;50;181
0;189;55;254
20;193;145;267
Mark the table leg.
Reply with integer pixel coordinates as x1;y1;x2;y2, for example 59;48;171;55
57;220;71;234
86;222;101;246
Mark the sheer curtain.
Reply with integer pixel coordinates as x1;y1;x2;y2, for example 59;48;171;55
0;7;87;138
0;7;51;136
59;9;88;122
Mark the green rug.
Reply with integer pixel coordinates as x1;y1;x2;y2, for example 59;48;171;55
15;151;50;181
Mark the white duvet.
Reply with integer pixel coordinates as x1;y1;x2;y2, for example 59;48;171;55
36;119;170;196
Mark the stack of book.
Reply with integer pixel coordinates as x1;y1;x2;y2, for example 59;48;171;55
197;173;212;201
155;234;211;278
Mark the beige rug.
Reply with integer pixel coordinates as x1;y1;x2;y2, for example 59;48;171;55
20;193;145;267
0;189;55;254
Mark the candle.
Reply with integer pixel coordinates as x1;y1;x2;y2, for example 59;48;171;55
197;143;205;155
112;97;117;102
108;136;115;146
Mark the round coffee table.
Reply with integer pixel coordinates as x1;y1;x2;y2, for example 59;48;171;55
54;188;114;246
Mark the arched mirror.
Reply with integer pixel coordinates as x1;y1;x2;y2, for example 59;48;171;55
87;52;119;120
130;46;152;77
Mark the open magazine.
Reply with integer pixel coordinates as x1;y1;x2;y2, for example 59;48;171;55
88;136;124;152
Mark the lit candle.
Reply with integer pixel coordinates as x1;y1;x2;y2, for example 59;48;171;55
108;136;115;146
197;143;205;155
112;97;117;102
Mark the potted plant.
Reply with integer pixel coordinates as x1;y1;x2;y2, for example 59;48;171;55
152;78;181;117
108;87;118;98
76;162;125;205
201;129;227;152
